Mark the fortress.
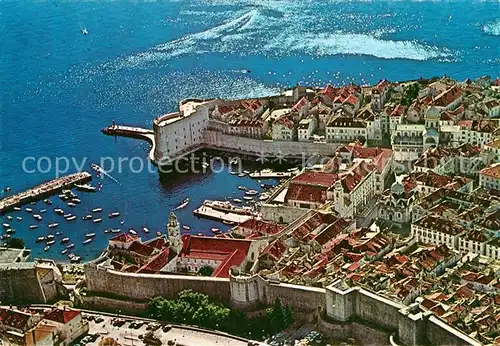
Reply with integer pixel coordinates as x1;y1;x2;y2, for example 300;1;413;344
80;263;479;346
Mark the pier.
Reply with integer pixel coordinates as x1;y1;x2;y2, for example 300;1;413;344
193;205;254;224
101;124;156;161
0;172;91;214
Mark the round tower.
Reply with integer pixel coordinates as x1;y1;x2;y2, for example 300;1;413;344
167;212;182;253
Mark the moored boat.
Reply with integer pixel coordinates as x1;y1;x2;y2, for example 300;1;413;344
39;209;47;213
25;208;33;213
46;234;55;240
67;202;76;207
60;237;69;244
54;208;64;215
156;231;161;236
48;223;59;228
245;189;259;196
44;199;52;205
61;249;68;255
44;246;50;251
111;229;121;233
238;186;247;191
233;198;242;203
66;215;77;221
92;218;102;223
6;216;12;221
182;225;191;230
108;212;120;218
82;214;92;220
238;172;246;177
66;243;75;249
16;216;22;221
211;228;222;235
2;223;10;228
92;208;103;213
75;183;97;192
175;198;190;210
33;214;42;221
13;207;21;211
70;256;81;263
82;238;92;244
29;225;38;229
71;198;81;204
223;220;236;226
143;227;150;233
129;229;137;235
85;233;96;238
5;229;15;234
46;240;55;246
36;236;46;242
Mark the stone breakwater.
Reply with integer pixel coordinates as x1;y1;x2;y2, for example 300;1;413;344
0;172;91;214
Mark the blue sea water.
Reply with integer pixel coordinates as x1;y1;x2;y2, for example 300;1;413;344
0;0;499;261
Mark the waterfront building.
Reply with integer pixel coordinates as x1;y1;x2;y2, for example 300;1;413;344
297;117;316;141
325;116;367;143
272;115;295;141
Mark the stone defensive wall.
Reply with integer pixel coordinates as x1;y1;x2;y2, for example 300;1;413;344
0;264;46;304
83;265;480;346
85;264;231;302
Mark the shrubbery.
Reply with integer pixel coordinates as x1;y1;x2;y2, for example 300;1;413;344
147;289;293;340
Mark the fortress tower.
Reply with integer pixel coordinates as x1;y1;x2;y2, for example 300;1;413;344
167;212;182;253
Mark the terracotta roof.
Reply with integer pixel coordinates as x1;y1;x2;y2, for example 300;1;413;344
43;308;80;324
261;239;286;261
479;163;500;179
146;237;167;250
137;248;175;274
314;217;353;245
431;85;462;107
110;233;138;243
292;171;338;187
291;97;308;112
239;218;284;236
0;308;33;331
415;214;466;236
128;241;156;257
327;116;366;128
179;235;251;262
285;183;327;204
274;116;294;130
320;84;336;100
211;249;247;278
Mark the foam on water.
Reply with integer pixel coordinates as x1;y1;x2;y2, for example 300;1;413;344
483;20;500;36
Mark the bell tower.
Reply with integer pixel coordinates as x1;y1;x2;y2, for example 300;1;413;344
167;212;182;252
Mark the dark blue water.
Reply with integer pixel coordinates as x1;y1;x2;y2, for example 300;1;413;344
1;0;499;261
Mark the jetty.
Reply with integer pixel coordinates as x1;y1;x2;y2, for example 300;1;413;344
0;172;91;214
193;205;254;224
101;124;156;161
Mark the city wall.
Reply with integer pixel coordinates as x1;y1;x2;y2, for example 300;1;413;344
0;265;45;304
83;265;480;346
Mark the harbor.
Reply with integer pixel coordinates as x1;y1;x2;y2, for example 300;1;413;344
0;172;92;214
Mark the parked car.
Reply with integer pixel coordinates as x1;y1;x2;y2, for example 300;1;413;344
162;324;172;332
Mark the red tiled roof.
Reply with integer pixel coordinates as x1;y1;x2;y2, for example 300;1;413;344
292;171;338;187
239;218;284;236
179;235;251;261
0;308;33;330
479;163;500;179
211;249;247;278
292;97;308;112
110;233;138;243
146;237;167;250
320;84;336;100
274;116;294;130
128;241;156;257
137;248;175;274
431;85;462;107
285;183;327;204
44;308;80;324
261;239;286;261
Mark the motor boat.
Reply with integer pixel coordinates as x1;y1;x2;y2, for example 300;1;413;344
143;227;150;233
92;208;103;213
182;225;191;230
108;212;120;218
48;223;59;228
92;218;102;223
175;198;190;210
85;233;96;238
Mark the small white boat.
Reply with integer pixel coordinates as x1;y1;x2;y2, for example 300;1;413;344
61;249;68;255
82;238;92;244
55;231;62;236
129;229;137;236
48;223;59;228
92;218;102;223
39;209;47;213
66;243;75;249
81;27;88;35
233;198;242;203
143;227;150;233
82;214;92;220
44;246;50;251
63;213;72;218
5;229;15;234
211;228;222;235
33;214;42;221
108;212;120;218
13;206;21;211
46;240;55;246
259;193;271;201
223;220;236;226
25;208;33;213
6;216;12;220
243;196;254;201
29;225;38;229
175;198;190;210
70;256;81;263
44;199;52;205
71;198;81;204
111;229;121;233
16;216;22;221
85;233;96;238
62;189;71;194
156;231;161;236
2;223;10;228
182;225;191;230
243;170;250;175
238;173;246;177
245;190;259;196
238;186;247;191
92;208;103;213
104;229;111;234
67;202;76;207
75;183;96;192
30;201;36;205
230;171;237;175
120;220;125;225
46;234;55;240
36;236;46;242
61;237;69;243
54;208;64;215
66;215;77;221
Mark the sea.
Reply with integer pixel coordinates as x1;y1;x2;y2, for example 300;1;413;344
0;0;499;261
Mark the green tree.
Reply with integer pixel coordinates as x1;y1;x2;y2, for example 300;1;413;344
198;266;214;276
4;237;24;249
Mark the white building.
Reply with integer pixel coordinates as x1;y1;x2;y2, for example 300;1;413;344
272;116;295;141
43;308;89;346
298;117;316;141
411;214;465;250
391;124;427;162
485;238;500;260
484;138;500;163
326;116;367;143
478;163;500;191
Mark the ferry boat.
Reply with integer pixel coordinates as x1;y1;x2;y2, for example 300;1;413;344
44;199;52;205
46;240;55;246
143;227;150;233
108;212;120;218
92;218;102;223
60;237;69;244
29;225;38;229
44;246;50;251
16;216;22;221
61;249;68;255
25;208;33;213
48;223;59;228
85;233;96;238
92;208;103;213
66;243;75;249
65;215;77;221
82;214;93;220
182;225;191;230
13;207;21;211
175;198;190;210
33;214;42;221
203;200;253;215
129;229;137;235
245;189;259;196
75;183;96;192
67;202;76;207
54;208;64;215
82;238;92;244
238;186;247;191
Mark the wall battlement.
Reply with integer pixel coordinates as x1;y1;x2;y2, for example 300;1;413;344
84;265;480;346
